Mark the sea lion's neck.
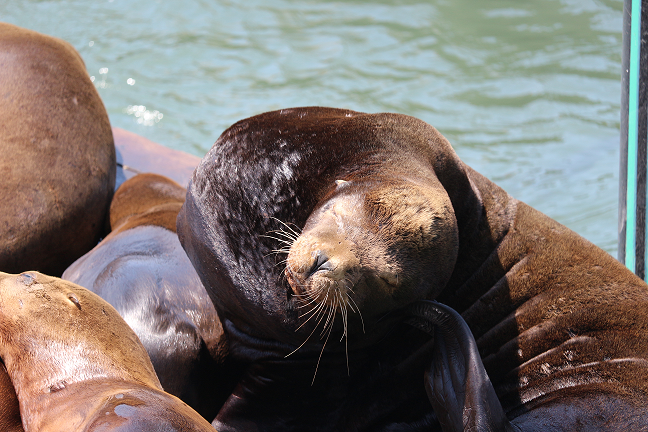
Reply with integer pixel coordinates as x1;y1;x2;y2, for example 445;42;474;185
6;343;132;398
437;166;519;311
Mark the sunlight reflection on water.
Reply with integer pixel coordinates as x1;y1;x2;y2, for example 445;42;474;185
1;0;623;255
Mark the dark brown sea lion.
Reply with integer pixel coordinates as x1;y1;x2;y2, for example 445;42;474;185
0;271;217;432
0;23;115;276
177;106;648;431
63;173;238;421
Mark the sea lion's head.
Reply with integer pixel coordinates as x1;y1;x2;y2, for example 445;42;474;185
283;177;458;342
178;107;480;357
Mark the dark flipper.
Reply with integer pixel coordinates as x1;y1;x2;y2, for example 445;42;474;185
408;300;519;432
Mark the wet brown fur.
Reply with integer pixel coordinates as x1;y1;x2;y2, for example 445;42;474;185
109;173;186;233
64;173;237;421
0;23;115;276
0;363;23;432
0;271;216;432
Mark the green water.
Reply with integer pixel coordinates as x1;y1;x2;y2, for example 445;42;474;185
2;0;622;255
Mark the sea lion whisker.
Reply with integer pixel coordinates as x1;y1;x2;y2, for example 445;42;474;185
289;297;333;356
338;279;364;333
270;248;292;254
263;250;290;259
285;311;325;357
303;294;332;327
296;295;322;310
297;303;324;321
272;257;290;268
297;298;328;324
338;290;351;376
311;319;333;385
346;295;365;333
339;304;348;341
263;230;298;244
333;285;348;340
296;286;327;311
260;234;295;246
320;294;336;339
269;216;302;238
264;227;298;237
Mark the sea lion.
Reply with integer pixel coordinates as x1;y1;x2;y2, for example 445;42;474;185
0;23;115;276
0;363;23;432
177;106;648;430
0;271;217;432
63;173;238;420
112;127;201;190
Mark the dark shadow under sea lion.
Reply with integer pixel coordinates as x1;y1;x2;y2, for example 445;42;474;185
177;106;648;431
63;173;239;421
0;23;115;276
0;271;217;432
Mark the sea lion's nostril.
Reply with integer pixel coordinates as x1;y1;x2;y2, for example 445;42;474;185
307;250;330;277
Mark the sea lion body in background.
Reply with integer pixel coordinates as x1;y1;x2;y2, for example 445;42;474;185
177;107;648;431
112;127;201;190
0;23;115;276
0;271;217;432
64;173;237;420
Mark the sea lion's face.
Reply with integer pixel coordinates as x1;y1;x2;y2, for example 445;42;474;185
283;178;459;343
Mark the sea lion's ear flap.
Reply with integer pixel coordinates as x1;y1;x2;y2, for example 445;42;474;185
407;300;516;432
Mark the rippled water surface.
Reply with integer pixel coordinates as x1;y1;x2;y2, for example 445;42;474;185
2;0;623;255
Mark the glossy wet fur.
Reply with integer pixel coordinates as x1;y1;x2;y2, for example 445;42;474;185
0;23;115;276
0;271;216;432
63;174;238;420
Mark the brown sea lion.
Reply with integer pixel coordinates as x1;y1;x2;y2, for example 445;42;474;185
112;127;201;189
63;173;239;421
0;23;115;276
0;271;217;432
0;363;23;432
177;106;648;431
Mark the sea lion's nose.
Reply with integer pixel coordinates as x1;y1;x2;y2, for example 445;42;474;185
307;250;331;277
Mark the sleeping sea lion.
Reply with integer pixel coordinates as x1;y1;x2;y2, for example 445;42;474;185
63;173;238;420
177;106;648;431
0;271;217;432
0;23;115;276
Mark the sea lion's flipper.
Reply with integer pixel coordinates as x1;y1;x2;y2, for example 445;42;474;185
408;300;518;432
